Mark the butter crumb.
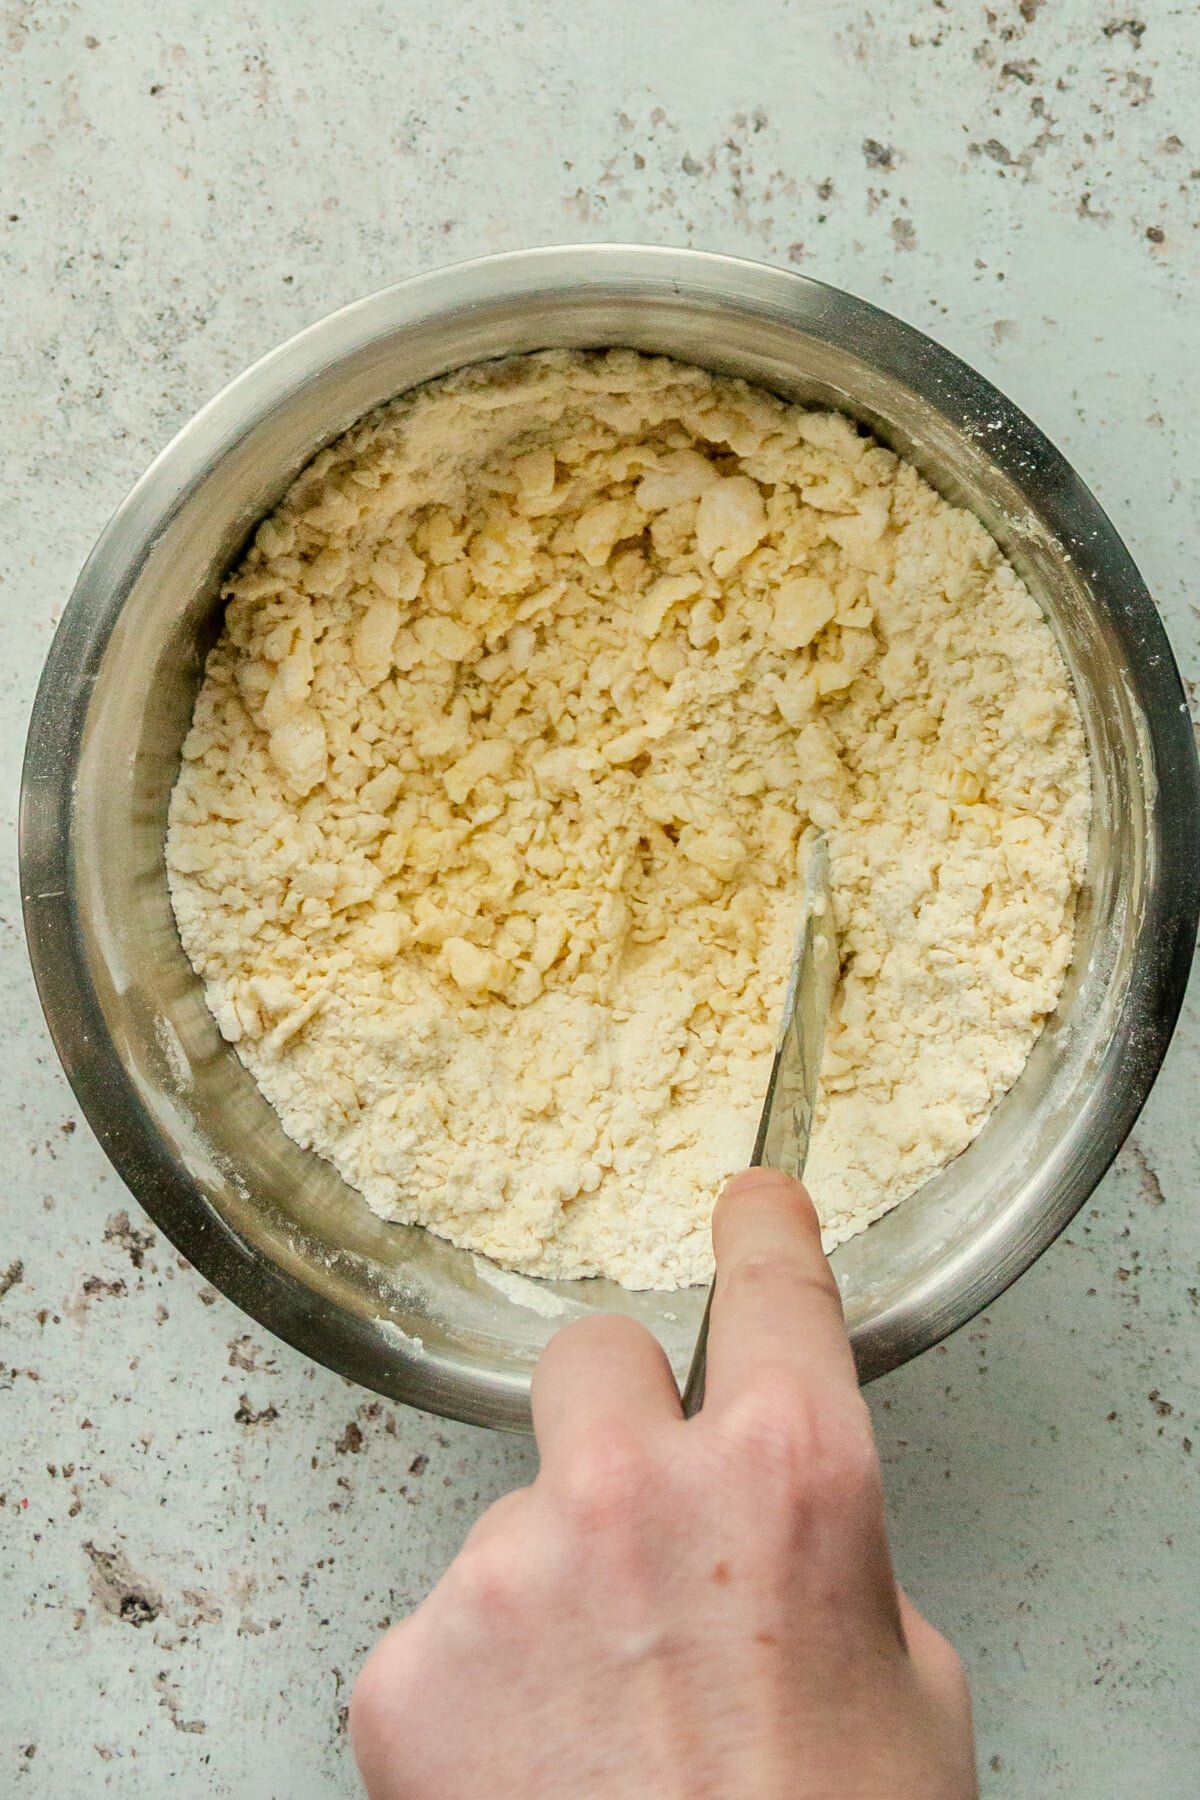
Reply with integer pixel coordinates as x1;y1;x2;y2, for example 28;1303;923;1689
166;350;1090;1290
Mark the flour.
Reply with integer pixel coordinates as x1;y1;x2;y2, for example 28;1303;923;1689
166;350;1090;1290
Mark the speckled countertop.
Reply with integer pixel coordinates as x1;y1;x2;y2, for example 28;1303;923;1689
2;3;1198;1794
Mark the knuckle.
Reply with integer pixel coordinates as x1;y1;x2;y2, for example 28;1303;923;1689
558;1423;653;1535
450;1532;526;1620
540;1311;657;1373
447;1490;535;1619
720;1375;880;1505
815;1402;884;1509
719;1367;815;1478
349;1626;417;1752
921;1623;972;1702
458;1489;523;1556
721;1252;843;1318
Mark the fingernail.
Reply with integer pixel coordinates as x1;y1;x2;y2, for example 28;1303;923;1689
721;1168;810;1203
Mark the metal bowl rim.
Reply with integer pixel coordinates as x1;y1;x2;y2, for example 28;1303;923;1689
19;243;1200;1430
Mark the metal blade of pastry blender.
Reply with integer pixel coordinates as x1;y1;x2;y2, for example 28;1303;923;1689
681;832;839;1418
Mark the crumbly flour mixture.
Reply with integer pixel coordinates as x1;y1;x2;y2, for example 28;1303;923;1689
166;350;1090;1289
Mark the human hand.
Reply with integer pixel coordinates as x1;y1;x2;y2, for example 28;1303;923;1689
350;1169;977;1799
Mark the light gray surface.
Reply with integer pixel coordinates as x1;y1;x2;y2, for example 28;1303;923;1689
2;2;1197;1794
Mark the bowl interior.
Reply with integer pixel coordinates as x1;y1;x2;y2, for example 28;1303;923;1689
28;255;1180;1429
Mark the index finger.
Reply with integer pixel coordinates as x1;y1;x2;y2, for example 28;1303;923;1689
701;1168;858;1415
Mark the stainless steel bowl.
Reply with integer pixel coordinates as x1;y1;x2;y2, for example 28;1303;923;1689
20;246;1200;1432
